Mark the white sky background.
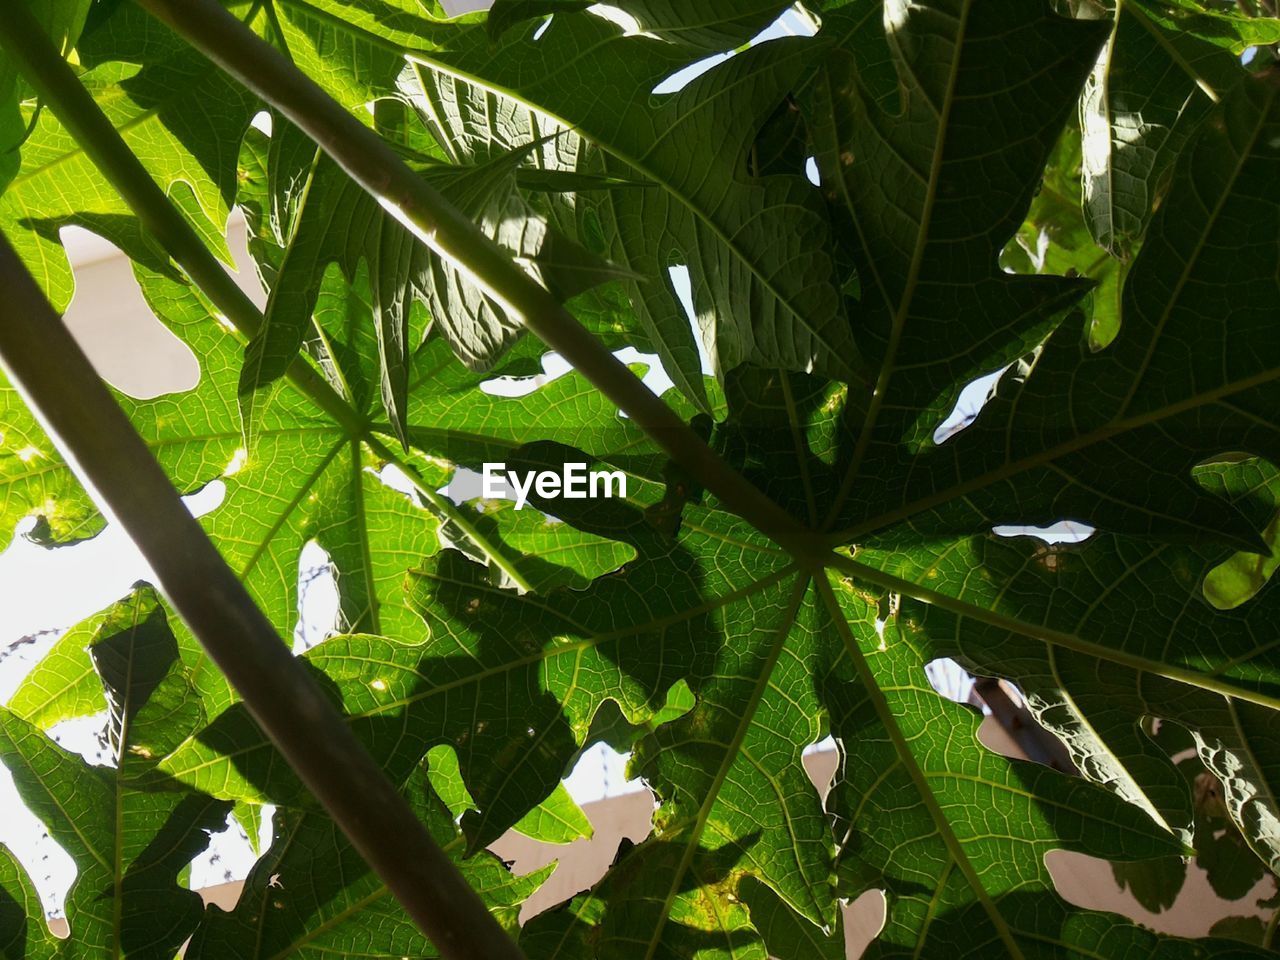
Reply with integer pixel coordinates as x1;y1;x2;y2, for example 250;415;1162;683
0;2;1049;916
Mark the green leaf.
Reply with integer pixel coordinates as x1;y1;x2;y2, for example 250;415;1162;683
0;256;454;709
487;0;795;51
512;782;594;845
426;743;593;844
1203;458;1280;610
408;5;860;410
1080;0;1255;262
8;605;113;730
454;499;637;594
845;454;1280;870
0;1;90;192
0;846;58;960
7;0;1280;955
1004;121;1127;350
1134;0;1280;55
260;0;472;112
156;464;803;861
830;67;1280;551
0;373;104;549
88;586;205;773
0;588;229;960
0;3;255;306
240;120;628;443
805;0;1105;505
186;766;548;959
812;573;1247;958
522;574;840;957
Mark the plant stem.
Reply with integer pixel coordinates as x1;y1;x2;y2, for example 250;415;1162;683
0;2;535;593
0;232;527;960
131;0;828;567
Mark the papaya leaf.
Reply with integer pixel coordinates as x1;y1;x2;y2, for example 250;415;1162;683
4;0;1280;956
0;589;229;960
408;5;861;410
0;2;256;306
185;766;548;959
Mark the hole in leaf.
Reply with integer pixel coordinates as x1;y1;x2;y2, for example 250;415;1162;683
992;520;1096;545
0;483;223;640
563;741;646;806
491;743;656;924
481;354;570;398
803;734;838;800
294;540;339;652
187;806;272;889
932;367;1006;443
480;349;673;404
425;743;477;823
648;6;818;95
667;263;716;378
60;227;199;400
48;712;110;767
925;657;978;704
844;889;888;957
652;51;736;95
1046;848;1277;936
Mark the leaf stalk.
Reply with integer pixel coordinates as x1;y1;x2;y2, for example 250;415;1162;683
0;2;536;592
130;0;829;568
0;232;527;960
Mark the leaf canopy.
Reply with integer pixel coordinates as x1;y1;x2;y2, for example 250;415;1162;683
2;0;1280;957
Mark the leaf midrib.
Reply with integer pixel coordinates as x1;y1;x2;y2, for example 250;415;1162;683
160;565;799;779
641;574;811;960
816;573;1027;960
9;66;223;192
830;552;1280;711
823;0;975;527
429;48;853;359
833;54;1277;545
831;360;1280;544
299;1;850;365
111;599;147;960
1046;644;1174;834
1114;72;1273;417
263;836;465;960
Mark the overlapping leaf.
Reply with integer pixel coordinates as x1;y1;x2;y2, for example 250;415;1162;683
846;455;1280;872
0;262;443;707
408;4;859;410
829;63;1280;550
0;0;91;193
1080;0;1229;261
154;450;803;856
3;0;1280;957
186;767;548;959
487;0;795;51
1002;122;1127;351
1136;0;1280;54
815;572;1268;958
239;120;627;441
0;2;255;306
0;589;229;960
804;0;1106;525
